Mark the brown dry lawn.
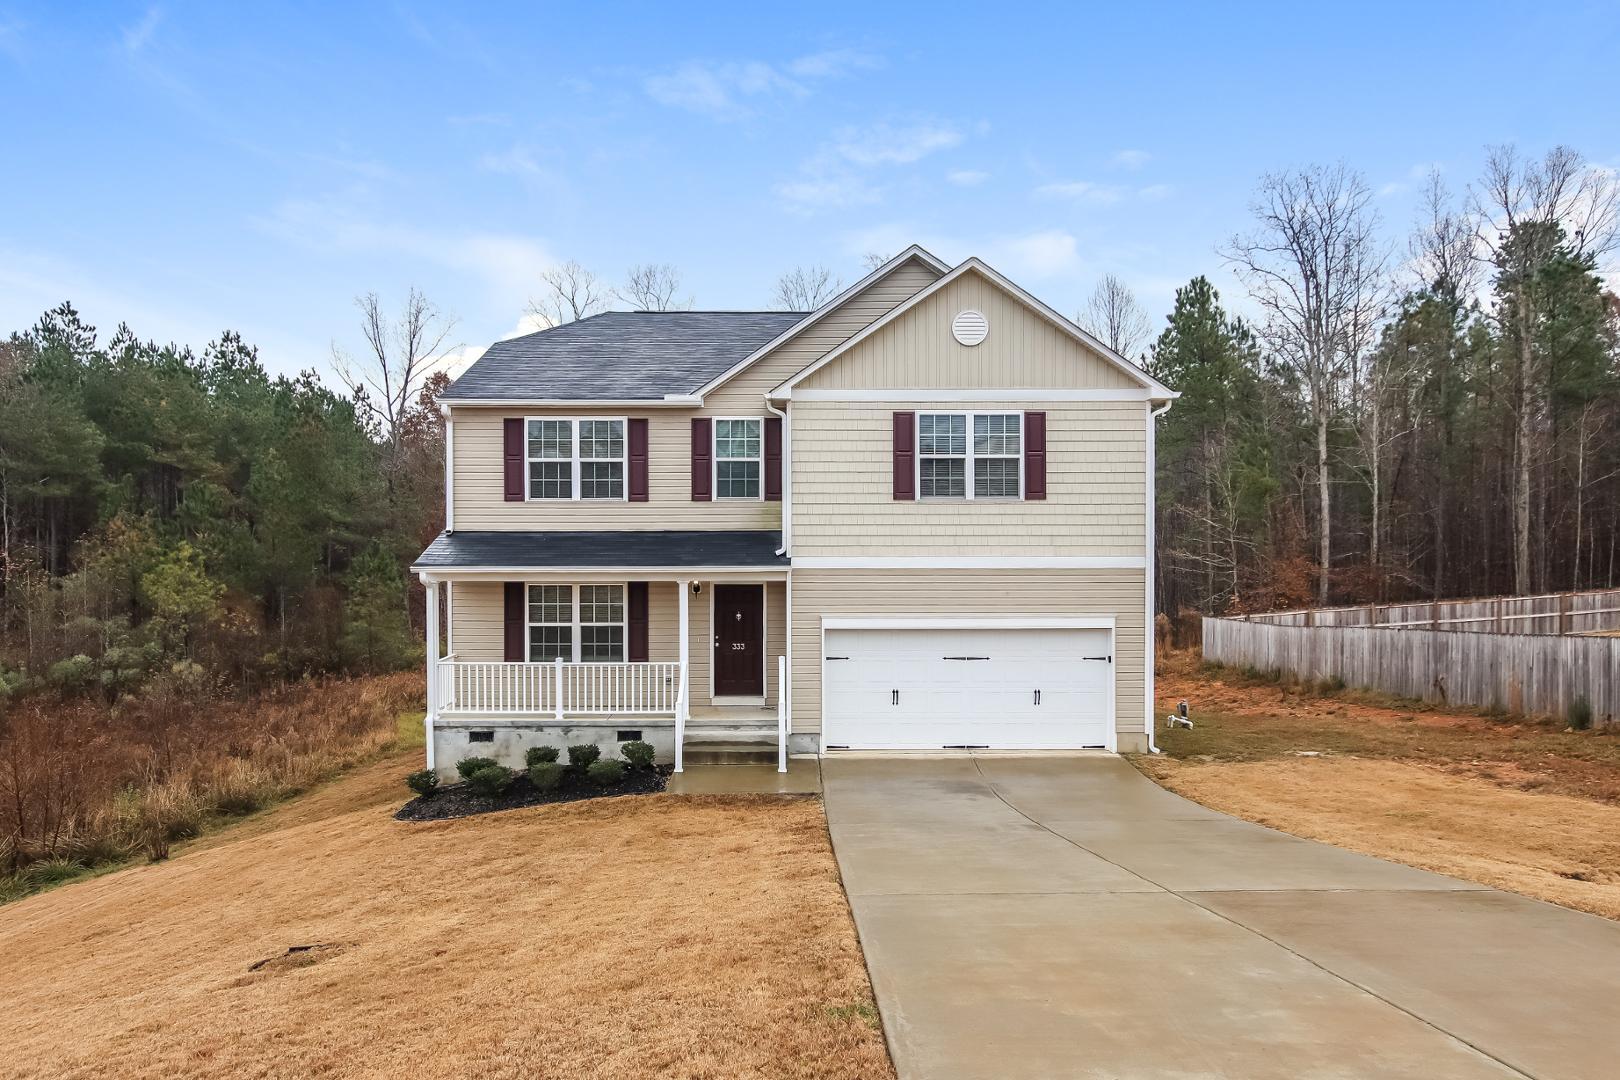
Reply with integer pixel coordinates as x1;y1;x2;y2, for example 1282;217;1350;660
1140;652;1620;920
0;754;893;1080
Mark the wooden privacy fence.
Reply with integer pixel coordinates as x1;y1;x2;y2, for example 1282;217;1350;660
1202;617;1620;724
1236;587;1620;636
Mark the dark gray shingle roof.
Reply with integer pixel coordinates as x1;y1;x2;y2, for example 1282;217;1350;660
412;530;788;570
441;311;807;401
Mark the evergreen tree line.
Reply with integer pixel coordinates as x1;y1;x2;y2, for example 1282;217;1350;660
0;303;446;698
1142;146;1620;616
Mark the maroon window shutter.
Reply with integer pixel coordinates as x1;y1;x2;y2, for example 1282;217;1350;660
503;582;525;661
1024;412;1047;500
628;418;649;502
503;418;525;502
627;582;649;662
892;411;915;501
691;418;712;501
764;416;783;501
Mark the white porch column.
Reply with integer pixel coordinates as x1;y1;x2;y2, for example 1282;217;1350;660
423;576;440;771
675;578;690;772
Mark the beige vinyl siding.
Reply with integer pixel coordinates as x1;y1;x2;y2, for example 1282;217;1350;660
791;399;1146;556
796;267;1141;391
447;578;785;708
788;569;1146;740
449;257;941;532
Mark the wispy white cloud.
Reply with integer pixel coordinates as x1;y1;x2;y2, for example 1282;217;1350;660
121;5;162;54
0;14;26;62
993;229;1081;277
644;49;880;119
833;122;962;166
779;120;970;212
947;169;989;187
1035;180;1125;204
255;196;556;315
1110;148;1151;170
1138;183;1174;201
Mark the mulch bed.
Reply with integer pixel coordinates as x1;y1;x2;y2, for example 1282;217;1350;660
395;766;671;822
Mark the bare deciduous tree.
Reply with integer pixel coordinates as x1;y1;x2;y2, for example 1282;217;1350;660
332;288;456;467
1472;145;1620;592
1078;274;1152;360
1223;163;1389;606
618;263;690;311
527;260;611;327
862;252;894;271
772;265;842;311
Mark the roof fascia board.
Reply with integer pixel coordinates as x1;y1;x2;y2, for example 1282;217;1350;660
438;395;704;408
770;258;1180;401
689;244;950;398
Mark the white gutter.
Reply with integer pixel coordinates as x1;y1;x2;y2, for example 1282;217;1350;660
1145;399;1173;753
765;396;790;556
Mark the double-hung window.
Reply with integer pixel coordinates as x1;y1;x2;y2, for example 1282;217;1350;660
526;584;625;663
714;418;762;500
917;412;1023;500
527;418;625;501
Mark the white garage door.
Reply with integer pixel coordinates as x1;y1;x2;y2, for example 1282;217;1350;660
822;626;1113;750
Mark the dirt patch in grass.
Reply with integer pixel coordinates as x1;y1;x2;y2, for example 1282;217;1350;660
0;789;893;1080
1144;756;1620;920
1142;651;1620;920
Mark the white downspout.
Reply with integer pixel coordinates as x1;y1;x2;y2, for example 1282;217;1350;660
441;404;454;533
765;396;789;556
1145;400;1173;754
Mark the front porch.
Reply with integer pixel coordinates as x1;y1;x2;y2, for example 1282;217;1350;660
413;530;792;777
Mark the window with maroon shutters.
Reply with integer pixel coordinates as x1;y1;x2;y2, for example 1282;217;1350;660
892;411;915;500
691;417;712;501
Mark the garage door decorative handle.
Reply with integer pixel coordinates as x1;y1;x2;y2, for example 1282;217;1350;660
942;656;990;661
891;690;899;705
1082;655;1113;662
1033;689;1041;705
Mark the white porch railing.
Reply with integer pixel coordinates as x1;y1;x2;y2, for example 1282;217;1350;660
437;659;684;716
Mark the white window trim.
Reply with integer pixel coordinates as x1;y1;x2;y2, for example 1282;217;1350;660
525;583;628;663
524;416;629;502
712;415;765;502
916;411;1024;501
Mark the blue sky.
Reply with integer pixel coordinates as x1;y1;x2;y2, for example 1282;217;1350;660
2;1;1616;379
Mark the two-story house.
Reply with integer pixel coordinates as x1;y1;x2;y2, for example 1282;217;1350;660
411;246;1177;776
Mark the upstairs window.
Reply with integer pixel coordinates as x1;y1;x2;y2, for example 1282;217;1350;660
917;412;1023;500
527;418;625;500
714;418;762;500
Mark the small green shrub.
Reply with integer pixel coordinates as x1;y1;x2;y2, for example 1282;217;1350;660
456;756;499;780
525;745;560;768
47;654;96;693
620;740;657;769
1569;696;1594;732
467;765;516;797
406;769;440;797
528;760;566;792
586;759;626;786
566;743;601;769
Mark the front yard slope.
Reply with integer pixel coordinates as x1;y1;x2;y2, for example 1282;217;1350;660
0;790;893;1080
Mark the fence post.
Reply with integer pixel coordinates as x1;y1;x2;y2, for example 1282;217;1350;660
1559;591;1571;636
554;656;565;721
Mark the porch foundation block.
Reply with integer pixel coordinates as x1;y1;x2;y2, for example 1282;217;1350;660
433;720;675;781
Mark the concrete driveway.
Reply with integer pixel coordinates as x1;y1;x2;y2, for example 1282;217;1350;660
823;755;1620;1080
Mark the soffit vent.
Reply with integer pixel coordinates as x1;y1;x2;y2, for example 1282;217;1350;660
952;309;989;346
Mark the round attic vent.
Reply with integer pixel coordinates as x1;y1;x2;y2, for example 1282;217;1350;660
952;309;989;346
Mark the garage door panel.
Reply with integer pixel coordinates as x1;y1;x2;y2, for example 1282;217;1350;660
822;627;1112;750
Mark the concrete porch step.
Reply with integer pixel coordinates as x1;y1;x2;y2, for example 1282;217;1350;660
684;743;779;766
683;725;777;744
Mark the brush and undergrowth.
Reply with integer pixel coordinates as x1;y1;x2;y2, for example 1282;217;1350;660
0;672;422;903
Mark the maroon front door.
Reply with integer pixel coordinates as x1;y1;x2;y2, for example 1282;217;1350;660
713;584;764;696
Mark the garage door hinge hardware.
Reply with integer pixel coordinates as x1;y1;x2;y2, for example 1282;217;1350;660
1083;655;1113;662
891;689;900;705
942;655;990;661
1033;689;1041;705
